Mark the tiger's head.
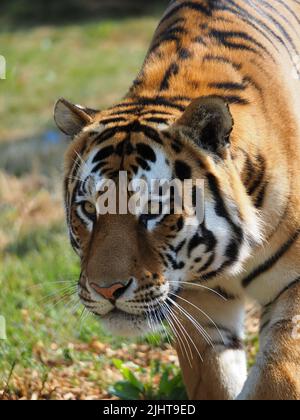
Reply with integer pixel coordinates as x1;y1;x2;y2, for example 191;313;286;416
54;95;261;337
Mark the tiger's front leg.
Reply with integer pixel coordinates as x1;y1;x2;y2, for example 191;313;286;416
173;289;247;400
238;281;300;400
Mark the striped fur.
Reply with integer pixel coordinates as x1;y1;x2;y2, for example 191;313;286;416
55;0;300;400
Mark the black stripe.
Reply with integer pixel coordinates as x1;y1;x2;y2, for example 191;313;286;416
143;117;169;125
209;29;271;56
160;63;179;91
247;155;266;196
140;109;175;117
259;320;270;335
206;173;243;241
198;253;215;273
220;0;280;53
70;233;80;251
92;161;108;174
209;81;246;91
212;337;244;350
137;124;163;145
193;35;207;46
242;229;300;287
166;253;185;270
159;1;212;27
149;20;187;54
150;35;179;54
100;117;127;125
264;277;300;309
203;54;242;71
240;0;299;67
134;97;187;112
242;76;263;94
175;160;192;181
178;48;193;60
253;0;299;51
94;121;163;146
161;26;188;38
221;95;249;105
94;127;121;144
260;0;297;33
204;323;244;350
92;146;115;163
188;233;204;258
106;108;143;117
136;143;157;162
136;157;151;171
274;0;300;28
111;97;186;112
254;182;267;208
175;239;186;253
200;263;228;281
212;287;236;300
131;164;138;174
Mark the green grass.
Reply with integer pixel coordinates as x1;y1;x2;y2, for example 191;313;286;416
0;223;103;367
0;17;157;142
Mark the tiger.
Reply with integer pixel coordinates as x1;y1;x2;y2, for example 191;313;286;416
54;0;300;400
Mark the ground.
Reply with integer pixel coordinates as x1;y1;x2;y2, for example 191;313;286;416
0;4;259;400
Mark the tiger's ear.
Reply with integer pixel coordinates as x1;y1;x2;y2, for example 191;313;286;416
175;96;234;156
54;98;98;136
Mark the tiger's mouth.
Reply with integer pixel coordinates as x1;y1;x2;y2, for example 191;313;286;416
78;278;180;337
101;306;167;322
99;307;167;337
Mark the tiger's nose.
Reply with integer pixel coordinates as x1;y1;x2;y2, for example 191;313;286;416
90;279;132;302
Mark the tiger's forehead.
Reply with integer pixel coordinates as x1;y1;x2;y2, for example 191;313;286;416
76;126;174;190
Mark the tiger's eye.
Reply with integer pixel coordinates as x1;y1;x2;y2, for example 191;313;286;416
83;201;96;216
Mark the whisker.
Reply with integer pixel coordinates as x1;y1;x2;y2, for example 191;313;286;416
164;301;204;364
151;300;165;343
146;302;160;344
43;289;78;311
154;299;173;347
79;307;90;332
145;303;154;335
39;285;78;305
162;304;191;366
64;295;81;314
167;296;213;347
164;303;194;359
67;175;86;183
75;151;98;192
71;156;84;174
162;302;194;367
25;280;77;292
169;292;225;345
168;281;228;301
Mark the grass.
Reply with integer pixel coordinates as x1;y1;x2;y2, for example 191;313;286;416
0;17;158;142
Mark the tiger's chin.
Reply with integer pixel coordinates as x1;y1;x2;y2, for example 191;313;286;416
99;309;157;338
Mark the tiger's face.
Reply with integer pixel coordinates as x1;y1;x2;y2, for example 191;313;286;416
55;96;261;337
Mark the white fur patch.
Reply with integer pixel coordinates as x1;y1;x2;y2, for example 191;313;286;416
219;350;248;399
